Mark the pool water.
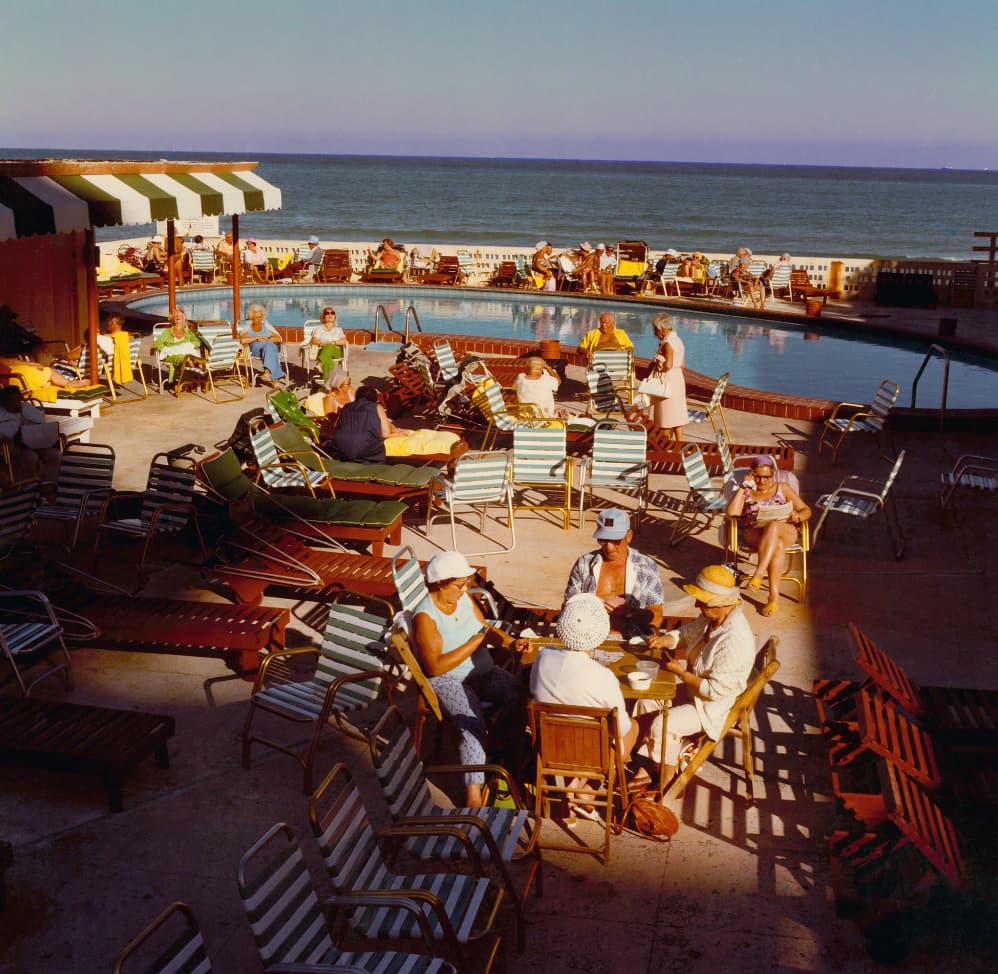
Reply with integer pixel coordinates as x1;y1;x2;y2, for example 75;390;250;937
130;286;998;409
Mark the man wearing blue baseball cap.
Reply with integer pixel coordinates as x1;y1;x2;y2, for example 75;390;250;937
563;507;664;639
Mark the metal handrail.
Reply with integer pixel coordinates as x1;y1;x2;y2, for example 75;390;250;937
910;343;950;431
372;304;396;342
402;306;423;343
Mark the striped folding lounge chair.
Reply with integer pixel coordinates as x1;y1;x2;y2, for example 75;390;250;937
818;379;900;466
669;443;729;546
309;763;505;967
432;339;460;385
686;372;730;441
238;821;456;974
471;380;538;451
813;451;906;559
0;480;42;556
576;421;648;529
368;707;543;952
32;442;115;549
113;901;215;974
92;451;207;586
175;333;247;403
248;419;332;495
939;453;998;511
659;263;681;297
241;598;396;793
511;420;573;530
585;364;626;418
189;247;218;284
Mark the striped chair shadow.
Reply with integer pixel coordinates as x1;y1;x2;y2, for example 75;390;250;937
242;598;396;794
309;764;505;969
368;706;543;952
238;821;457;974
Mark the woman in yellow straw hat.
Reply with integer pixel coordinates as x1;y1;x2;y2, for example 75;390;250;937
634;565;757;788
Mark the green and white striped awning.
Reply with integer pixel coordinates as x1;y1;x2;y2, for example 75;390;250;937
0;168;281;241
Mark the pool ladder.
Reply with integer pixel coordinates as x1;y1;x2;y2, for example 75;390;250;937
910;343;950;431
371;304;423;344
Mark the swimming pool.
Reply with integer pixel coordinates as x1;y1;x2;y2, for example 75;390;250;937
130;286;998;409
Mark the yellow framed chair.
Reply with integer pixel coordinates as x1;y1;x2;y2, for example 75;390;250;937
511;420;573;530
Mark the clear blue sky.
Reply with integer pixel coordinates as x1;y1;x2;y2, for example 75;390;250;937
4;0;996;168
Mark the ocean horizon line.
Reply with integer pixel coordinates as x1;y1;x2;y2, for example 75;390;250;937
2;146;994;177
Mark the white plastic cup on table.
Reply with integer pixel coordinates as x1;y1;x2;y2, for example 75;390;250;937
635;659;660;682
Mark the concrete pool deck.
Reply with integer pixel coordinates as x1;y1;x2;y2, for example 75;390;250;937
0;334;995;972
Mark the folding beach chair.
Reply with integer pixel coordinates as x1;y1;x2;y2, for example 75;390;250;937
32;442;115;549
686;372;730;441
576;420;648;529
248;418;333;495
669;443;728;545
0;589;74;696
175;332;246;403
818;379;900;466
113;901;216;974
511;420;573;531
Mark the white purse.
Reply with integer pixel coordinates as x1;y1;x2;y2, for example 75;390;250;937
636;373;671;398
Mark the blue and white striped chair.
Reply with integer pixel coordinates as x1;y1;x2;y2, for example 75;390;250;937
309;763;505;967
0;589;73;696
92;451;206;584
767;263;793;300
577;421;648;528
432;339;461;385
242;599;396;793
686;371;730;442
669;443;729;546
248;419;332;496
511;420;573;530
659;264;681;298
813;451;906;559
426;450;515;555
368;707;543;952
818;378;900;465
238;820;456;974
113;901;216;974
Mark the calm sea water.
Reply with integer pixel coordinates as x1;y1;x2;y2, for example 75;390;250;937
7;148;998;260
132;286;998;409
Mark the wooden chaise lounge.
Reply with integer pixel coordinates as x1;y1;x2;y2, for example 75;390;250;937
0;695;174;812
419;255;461;285
317;249;354;283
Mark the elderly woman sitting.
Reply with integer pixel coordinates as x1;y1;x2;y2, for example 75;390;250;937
637;565;758;788
153;308;206;391
513;356;564;418
725;455;810;617
413;551;530;807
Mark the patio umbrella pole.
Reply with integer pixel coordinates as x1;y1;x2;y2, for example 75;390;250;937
167;219;177;318
231;216;240;338
85;227;99;385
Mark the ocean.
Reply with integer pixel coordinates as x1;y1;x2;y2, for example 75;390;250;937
5;148;998;260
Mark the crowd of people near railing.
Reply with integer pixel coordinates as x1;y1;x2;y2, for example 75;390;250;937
116;230;800;309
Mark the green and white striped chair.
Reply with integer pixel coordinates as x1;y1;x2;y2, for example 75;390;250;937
0;589;73;696
472;381;538;451
576;421;648;529
818;378;900;466
368;707;543;952
309;763;505;967
93;452;206;584
590;348;633;404
813;451;906;559
32;442;115;549
189;247;218;284
511;420;573;530
669;443;729;546
432;339;461;385
242;599;396;793
175;333;246;403
426;450;515;555
248;419;332;496
238;820;456;974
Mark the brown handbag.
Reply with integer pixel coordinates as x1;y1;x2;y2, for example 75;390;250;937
626;794;680;841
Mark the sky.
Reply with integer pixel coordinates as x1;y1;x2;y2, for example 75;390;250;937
2;0;997;169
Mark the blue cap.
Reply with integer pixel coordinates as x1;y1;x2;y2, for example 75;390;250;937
593;508;630;541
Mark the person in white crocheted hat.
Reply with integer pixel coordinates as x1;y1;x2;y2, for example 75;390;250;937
530;594;647;820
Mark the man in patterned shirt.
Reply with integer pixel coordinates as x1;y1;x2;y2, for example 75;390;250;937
563;508;664;639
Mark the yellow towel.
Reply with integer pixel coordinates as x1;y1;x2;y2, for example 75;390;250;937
385;429;461;457
110;331;133;384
